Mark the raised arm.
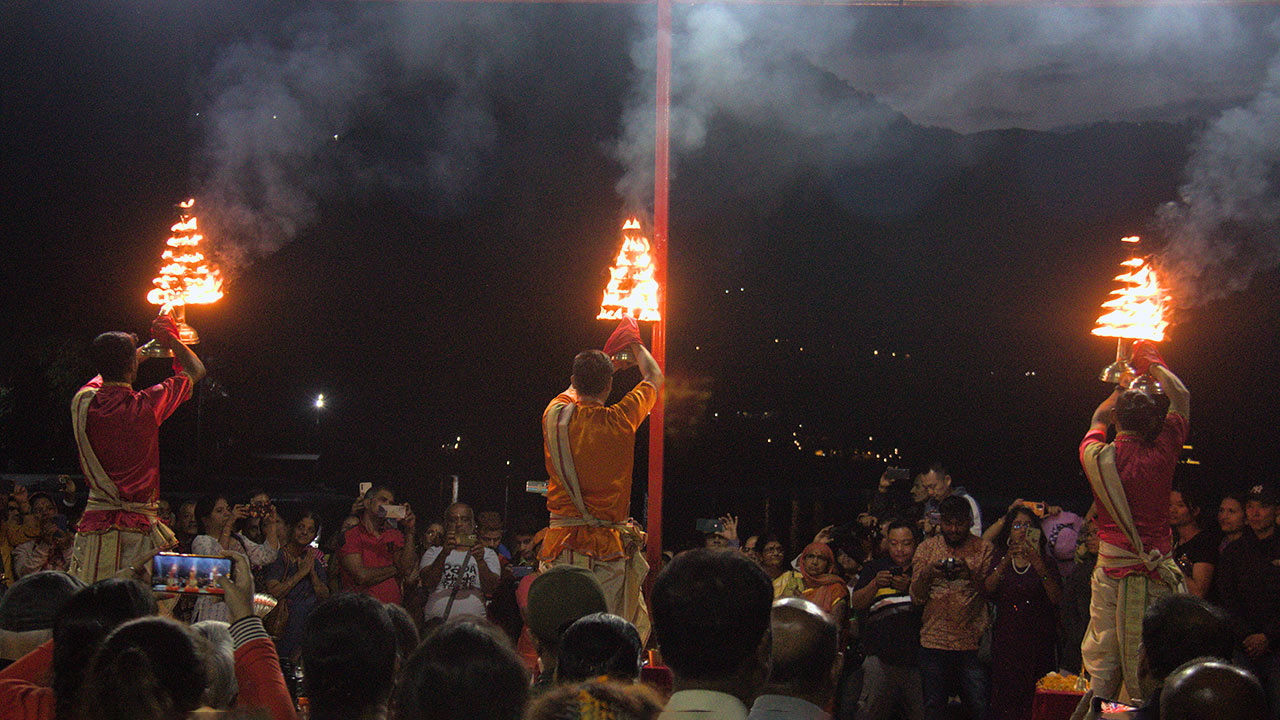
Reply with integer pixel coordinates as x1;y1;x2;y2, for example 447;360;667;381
419;543;454;592
632;342;664;390
1131;340;1187;421
1090;386;1123;433
1150;364;1189;421
170;339;206;383
153;313;206;383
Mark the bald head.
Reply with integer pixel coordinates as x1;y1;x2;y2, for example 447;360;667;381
445;503;475;535
764;598;839;701
1160;660;1265;720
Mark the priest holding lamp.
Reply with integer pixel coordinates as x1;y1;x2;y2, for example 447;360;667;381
540;316;663;643
68;312;205;583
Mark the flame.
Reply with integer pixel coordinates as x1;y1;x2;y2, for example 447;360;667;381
147;199;224;308
1091;247;1169;342
598;217;661;322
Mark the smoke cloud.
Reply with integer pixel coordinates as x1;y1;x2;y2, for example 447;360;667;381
194;0;1280;300
1156;20;1280;306
194;5;511;270
612;5;1276;211
613;6;899;208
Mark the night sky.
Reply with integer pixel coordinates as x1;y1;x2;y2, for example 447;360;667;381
3;1;1279;545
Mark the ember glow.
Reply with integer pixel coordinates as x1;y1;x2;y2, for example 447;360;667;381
598;217;661;322
1091;246;1169;342
146;199;224;309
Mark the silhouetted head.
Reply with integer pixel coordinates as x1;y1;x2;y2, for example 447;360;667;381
558;613;643;683
651;549;772;688
79;617;206;720
1161;659;1266;720
1116;389;1163;441
301;593;397;720
1139;594;1233;694
572;350;614;398
765;598;840;703
89;332;139;383
391;619;528;720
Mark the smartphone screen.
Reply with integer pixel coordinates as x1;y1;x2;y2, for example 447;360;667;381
152;553;232;595
695;518;724;534
1093;696;1140;713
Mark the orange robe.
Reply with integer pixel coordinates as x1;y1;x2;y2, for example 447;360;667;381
539;381;657;562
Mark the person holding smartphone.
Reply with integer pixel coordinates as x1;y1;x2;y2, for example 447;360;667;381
339;486;417;606
983;505;1060;720
417;502;500;625
851;521;924;720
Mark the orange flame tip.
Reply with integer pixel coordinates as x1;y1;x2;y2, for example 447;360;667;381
147;200;223;307
1092;256;1169;342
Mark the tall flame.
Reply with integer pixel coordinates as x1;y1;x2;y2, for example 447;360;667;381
1092;244;1169;342
146;199;224;308
598;218;661;322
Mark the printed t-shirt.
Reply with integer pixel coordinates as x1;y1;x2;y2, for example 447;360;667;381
854;557;921;666
418;546;501;621
1172;530;1217;580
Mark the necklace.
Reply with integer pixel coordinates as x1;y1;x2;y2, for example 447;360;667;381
1011;557;1031;575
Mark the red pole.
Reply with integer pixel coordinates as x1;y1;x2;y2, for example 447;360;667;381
646;0;671;573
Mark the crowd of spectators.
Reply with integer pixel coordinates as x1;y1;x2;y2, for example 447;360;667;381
0;463;1276;720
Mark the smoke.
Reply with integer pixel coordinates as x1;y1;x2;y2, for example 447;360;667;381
1155;21;1280;306
612;5;1276;210
612;6;900;209
194;5;510;270
194;0;1280;297
832;7;1267;134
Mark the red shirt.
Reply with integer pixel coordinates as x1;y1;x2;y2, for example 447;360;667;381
339;523;405;605
77;374;192;533
1080;412;1188;578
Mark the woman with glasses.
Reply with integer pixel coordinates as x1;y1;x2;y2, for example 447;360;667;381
983;504;1062;720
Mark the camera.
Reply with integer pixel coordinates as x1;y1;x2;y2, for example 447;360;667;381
940;557;960;578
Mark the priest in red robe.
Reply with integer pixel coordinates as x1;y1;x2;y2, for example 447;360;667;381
68;313;205;583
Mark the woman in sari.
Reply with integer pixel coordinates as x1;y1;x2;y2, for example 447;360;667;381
772;541;848;623
263;509;331;661
983;505;1061;720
